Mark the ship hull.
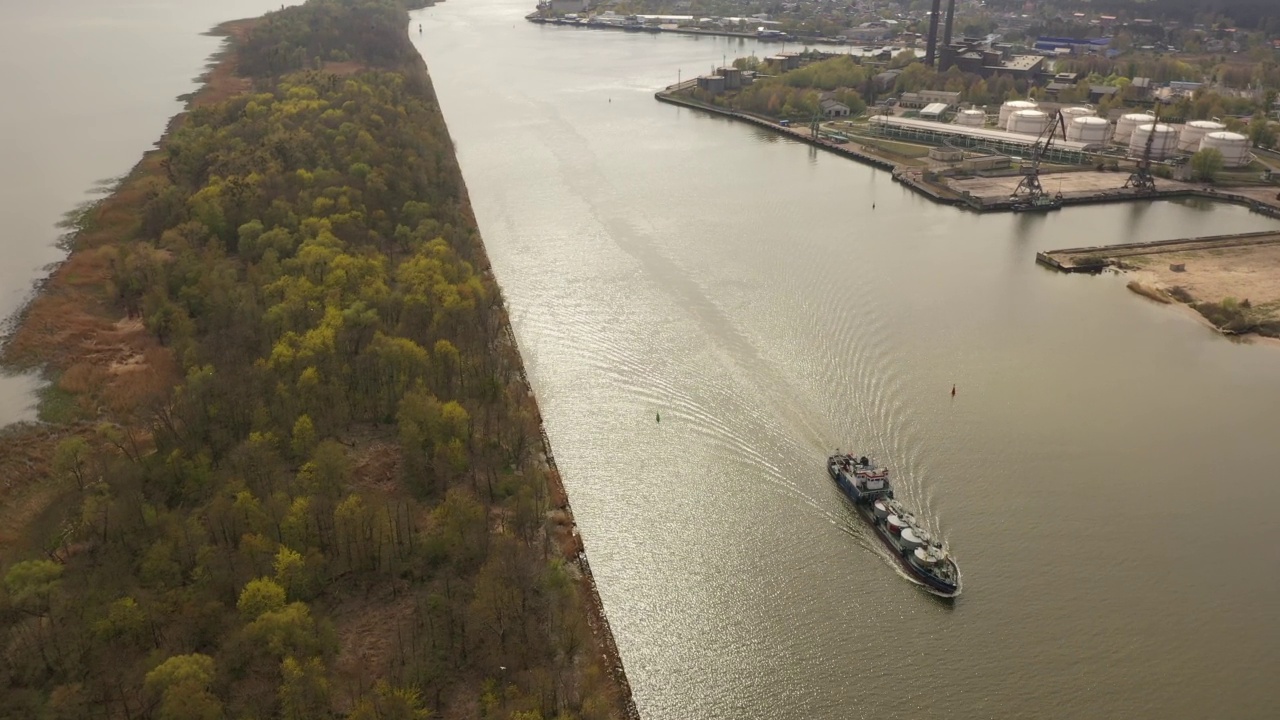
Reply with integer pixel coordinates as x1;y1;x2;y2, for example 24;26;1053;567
829;463;960;598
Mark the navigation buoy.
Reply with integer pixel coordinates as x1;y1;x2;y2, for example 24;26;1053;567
656;412;661;423
951;384;956;397
872;202;876;209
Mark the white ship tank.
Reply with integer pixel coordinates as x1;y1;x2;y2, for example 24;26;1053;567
873;500;890;519
955;108;986;127
913;547;942;566
1129;123;1179;159
1007;109;1049;135
998;100;1038;128
887;515;906;536
1178;119;1226;152
1114;112;1154;144
1200;131;1251;167
1066;116;1110;143
901;528;931;551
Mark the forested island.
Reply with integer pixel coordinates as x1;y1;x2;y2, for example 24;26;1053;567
0;1;634;718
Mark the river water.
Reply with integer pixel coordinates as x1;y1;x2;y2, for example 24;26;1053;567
0;0;301;425
413;2;1280;718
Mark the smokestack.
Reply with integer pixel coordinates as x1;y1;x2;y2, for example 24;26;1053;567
925;0;942;66
940;0;957;71
943;0;956;47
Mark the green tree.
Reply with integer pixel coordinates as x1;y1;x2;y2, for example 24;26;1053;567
348;680;432;720
3;559;63;615
238;577;287;619
291;414;318;459
279;655;331;719
52;437;92;490
144;654;223;720
1191;147;1226;181
1249;113;1276;149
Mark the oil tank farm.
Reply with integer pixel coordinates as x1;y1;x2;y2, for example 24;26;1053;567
1178;120;1227;152
1059;106;1093;122
1066;116;1110;144
1007;109;1050;135
1200;131;1252;167
1129;123;1179;160
1115;112;1155;144
998;100;1038;127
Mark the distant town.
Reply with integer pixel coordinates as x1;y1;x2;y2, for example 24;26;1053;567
531;0;1280;126
531;0;1280;331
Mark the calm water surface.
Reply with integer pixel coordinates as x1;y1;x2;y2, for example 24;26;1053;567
0;0;300;425
414;2;1280;718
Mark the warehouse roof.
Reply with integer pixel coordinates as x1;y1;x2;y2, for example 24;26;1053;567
869;116;1098;151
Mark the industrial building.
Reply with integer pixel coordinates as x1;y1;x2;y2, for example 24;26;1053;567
868;116;1096;165
898;90;961;109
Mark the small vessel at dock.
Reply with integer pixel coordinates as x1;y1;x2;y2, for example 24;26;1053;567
828;452;961;597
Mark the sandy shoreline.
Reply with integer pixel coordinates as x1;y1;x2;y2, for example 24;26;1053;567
1044;232;1280;343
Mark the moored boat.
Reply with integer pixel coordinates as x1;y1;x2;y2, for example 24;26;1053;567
828;452;961;597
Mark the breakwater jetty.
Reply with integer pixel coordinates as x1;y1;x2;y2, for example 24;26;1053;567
1036;230;1280;273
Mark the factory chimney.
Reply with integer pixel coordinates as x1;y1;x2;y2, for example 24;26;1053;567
940;0;957;70
924;0;942;66
943;0;956;46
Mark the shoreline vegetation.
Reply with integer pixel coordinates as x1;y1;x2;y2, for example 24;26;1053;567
0;1;637;718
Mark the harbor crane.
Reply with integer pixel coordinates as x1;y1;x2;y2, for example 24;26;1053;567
1009;111;1069;211
1124;104;1162;192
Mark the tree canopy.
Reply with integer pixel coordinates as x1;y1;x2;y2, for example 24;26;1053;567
0;1;628;718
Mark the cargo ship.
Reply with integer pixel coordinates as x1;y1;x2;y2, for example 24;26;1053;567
828;452;961;597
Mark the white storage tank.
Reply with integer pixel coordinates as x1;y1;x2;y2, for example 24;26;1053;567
1200;131;1251;167
999;99;1038;127
1060;106;1093;122
873;500;890;519
1066;116;1111;143
1056;106;1092;137
1179;120;1228;152
955;108;986;127
1129;123;1179;160
1007;109;1050;135
1115;112;1154;144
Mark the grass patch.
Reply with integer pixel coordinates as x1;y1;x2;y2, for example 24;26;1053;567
847;134;932;159
1194;296;1259;334
36;378;84;424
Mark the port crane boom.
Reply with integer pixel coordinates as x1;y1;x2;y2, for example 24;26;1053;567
1010;111;1068;210
1124;104;1161;192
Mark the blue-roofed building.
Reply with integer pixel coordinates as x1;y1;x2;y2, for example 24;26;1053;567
1033;36;1112;55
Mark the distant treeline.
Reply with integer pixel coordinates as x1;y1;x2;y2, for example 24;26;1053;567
0;1;625;719
984;0;1278;30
